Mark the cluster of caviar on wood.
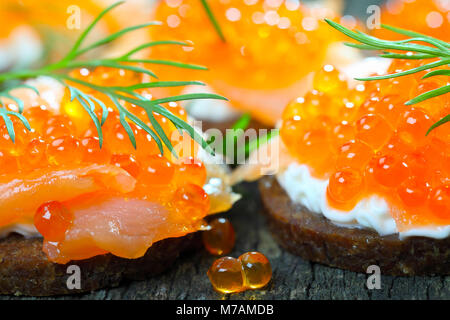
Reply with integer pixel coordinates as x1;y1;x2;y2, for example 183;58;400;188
202;217;236;256
2;67;210;241
281;61;450;229
374;0;449;41
207;252;272;294
150;0;346;90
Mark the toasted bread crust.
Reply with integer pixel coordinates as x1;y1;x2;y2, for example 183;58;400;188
0;233;199;296
259;176;450;276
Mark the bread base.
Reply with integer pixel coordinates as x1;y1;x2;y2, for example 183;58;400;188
259;176;450;276
0;233;200;296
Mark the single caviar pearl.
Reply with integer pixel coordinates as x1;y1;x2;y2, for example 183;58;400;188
202;217;235;256
357;96;380;118
355;114;392;151
47;135;82;165
22;106;52;132
402;151;428;180
22;137;47;168
297;90;333;120
104;122;135;155
140;154;175;185
280;117;307;149
282;98;303;120
42;115;74;140
397;177;429;207
313;65;347;94
81;136;111;164
382;134;414;156
336;140;373;171
207;256;244;294
0;121;30;156
176;157;207;187
374;95;406;127
397;108;433;145
173;184;210;220
238;252;272;290
111;154;140;177
372;154;409;188
332;121;355;146
34;201;74;241
327;169;364;204
429;185;450;220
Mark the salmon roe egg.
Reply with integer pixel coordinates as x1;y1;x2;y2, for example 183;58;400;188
397;176;429;207
34;201;74;241
42;115;74;140
81;136;111;164
173;184;210;220
336;140;373;170
202;217;235;256
355;114;393;150
238;252;272;290
372;154;409;188
110;154;140;178
175;157;207;187
397;108;433;145
47;135;82;166
327;169;364;204
313;65;347;94
429;185;450;220
207;257;244;294
140;154;174;186
21;138;47;168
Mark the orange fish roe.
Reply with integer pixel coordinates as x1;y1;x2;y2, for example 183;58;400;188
239;252;272;289
208;252;271;293
34;201;74;242
202;217;236;255
281;60;450;230
375;0;450;41
149;0;349;124
208;256;245;294
0;67;217;263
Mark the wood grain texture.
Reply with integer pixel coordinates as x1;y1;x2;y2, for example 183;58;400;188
1;182;448;300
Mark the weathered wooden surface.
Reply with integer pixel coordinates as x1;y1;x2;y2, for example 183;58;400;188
1;182;448;300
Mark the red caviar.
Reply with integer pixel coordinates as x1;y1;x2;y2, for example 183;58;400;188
34;201;74;241
239;252;272;290
207;257;245;294
374;0;450;41
202;217;235;256
0;66;212;264
150;0;348;124
208;252;271;293
281;59;450;230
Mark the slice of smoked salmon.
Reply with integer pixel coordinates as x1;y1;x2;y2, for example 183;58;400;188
0;164;135;226
43;193;206;264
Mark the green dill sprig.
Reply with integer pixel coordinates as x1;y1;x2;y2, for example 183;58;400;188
0;1;227;155
200;0;226;42
325;19;450;135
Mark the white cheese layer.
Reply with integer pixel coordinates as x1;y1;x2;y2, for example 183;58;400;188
277;162;450;240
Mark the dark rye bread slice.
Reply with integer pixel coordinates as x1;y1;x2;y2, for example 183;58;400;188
259;176;450;276
0;233;200;296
